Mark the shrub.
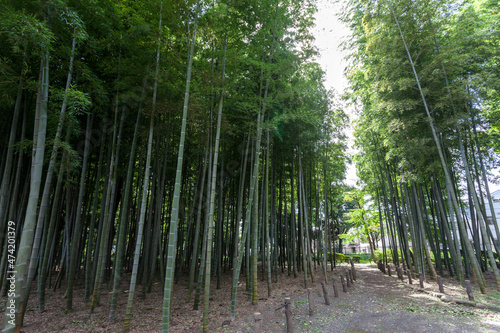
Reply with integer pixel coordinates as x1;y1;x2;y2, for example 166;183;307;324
374;249;402;263
326;252;345;262
374;249;384;261
344;253;372;261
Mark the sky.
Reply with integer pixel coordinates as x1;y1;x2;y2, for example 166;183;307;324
312;0;350;94
312;0;359;187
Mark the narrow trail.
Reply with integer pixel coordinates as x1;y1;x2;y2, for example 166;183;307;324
248;264;500;333
8;263;500;332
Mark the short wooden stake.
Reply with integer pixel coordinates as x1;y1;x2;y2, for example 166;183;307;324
332;278;339;298
307;288;315;316
321;281;330;305
407;270;412;284
254;312;263;333
386;265;391;276
419;274;424;288
350;258;356;280
397;267;404;281
284;297;293;333
377;259;386;274
345;271;351;287
340;274;347;292
437;275;444;293
465;280;474;301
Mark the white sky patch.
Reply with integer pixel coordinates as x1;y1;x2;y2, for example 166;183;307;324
312;0;349;94
313;0;358;187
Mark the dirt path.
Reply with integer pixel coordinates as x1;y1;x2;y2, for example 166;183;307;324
232;264;500;333
4;263;500;332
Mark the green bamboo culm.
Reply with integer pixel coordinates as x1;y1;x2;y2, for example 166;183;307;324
123;115;154;332
3;31;50;331
162;18;196;332
230;0;279;318
123;4;162;330
202;33;227;332
390;4;486;292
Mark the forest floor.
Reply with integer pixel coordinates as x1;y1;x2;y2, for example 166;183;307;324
2;262;500;332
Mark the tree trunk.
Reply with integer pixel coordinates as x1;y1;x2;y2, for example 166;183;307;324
4;48;49;333
66;113;92;311
391;8;485;292
162;19;196;331
202;35;226;331
109;99;142;320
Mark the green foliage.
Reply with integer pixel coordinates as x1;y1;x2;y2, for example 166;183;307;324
340;189;380;246
51;87;92;116
374;248;402;264
343;0;500;188
343;252;371;263
0;0;350;331
0;6;54;54
326;252;345;262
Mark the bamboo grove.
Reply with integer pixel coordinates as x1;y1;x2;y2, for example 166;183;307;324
0;0;349;331
343;0;500;294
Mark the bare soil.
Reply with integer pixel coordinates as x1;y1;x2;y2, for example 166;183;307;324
2;263;500;332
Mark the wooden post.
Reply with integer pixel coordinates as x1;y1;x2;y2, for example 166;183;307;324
332;278;339;298
377;259;386;274
397;267;404;281
407;269;412;284
465;280;474;301
350;258;356;280
419;274;424;288
307;288;315;316
386;265;391;276
437;275;444;293
321;281;330;305
254;313;263;333
340;274;347;292
284;297;293;333
345;271;351;287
